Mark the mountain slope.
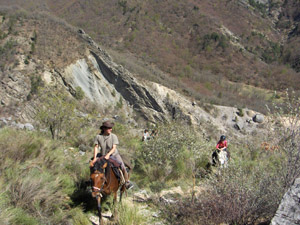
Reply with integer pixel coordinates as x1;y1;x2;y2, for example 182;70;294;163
0;7;269;143
44;0;300;110
1;0;300;112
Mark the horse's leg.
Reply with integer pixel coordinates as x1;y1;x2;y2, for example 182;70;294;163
119;185;125;202
119;188;123;202
96;195;103;225
110;191;118;220
113;191;117;205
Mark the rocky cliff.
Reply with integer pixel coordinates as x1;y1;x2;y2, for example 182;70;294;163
271;178;300;225
56;29;267;138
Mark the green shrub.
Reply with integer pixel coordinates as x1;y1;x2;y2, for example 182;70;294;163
116;96;123;108
237;107;244;117
249;0;267;14
74;86;85;100
36;87;78;139
0;129;47;165
27;75;44;100
135;123;211;188
0;190;14;224
267;90;300;188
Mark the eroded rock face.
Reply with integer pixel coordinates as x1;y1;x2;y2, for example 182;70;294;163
58;41;267;137
0;24;268;138
271;178;300;225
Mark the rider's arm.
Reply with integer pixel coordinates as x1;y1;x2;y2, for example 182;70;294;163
221;141;228;150
105;144;117;160
91;144;99;165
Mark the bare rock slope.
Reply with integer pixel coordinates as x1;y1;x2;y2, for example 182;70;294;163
271;178;300;225
67;30;266;137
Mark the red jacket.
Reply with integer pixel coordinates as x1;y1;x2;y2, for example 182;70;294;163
216;140;227;149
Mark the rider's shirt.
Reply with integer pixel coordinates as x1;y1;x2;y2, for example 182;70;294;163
94;133;119;156
143;132;150;141
216;140;227;149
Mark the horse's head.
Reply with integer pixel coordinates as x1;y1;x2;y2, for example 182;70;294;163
90;158;108;197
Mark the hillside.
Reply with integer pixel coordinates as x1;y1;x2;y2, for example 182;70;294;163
0;3;300;225
0;0;300;112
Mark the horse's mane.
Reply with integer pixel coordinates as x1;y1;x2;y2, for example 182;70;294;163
92;157;110;174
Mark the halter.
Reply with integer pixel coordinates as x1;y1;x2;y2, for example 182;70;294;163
91;163;112;196
92;171;106;196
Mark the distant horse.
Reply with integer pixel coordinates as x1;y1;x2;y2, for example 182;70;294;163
218;150;228;168
90;157;126;225
212;150;228;168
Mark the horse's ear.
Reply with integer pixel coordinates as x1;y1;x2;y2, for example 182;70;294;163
102;162;107;169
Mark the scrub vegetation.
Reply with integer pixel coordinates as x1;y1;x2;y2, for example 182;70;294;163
1;91;299;224
0;1;300;224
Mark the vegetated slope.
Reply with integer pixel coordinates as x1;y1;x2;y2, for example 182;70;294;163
45;1;300;103
279;0;300;72
1;0;300;112
0;6;89;118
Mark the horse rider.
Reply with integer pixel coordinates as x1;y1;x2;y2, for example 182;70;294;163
142;129;150;141
216;135;230;159
90;121;133;189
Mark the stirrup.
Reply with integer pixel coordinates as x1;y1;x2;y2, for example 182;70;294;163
126;181;134;190
118;168;126;186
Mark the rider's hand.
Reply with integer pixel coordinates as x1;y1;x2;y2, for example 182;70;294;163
104;154;110;160
90;159;96;167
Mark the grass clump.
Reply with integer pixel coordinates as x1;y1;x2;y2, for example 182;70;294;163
0;127;91;224
115;202;146;225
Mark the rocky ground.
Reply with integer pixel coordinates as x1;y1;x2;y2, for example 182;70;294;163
88;185;206;225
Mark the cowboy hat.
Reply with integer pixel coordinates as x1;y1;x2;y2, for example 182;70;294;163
100;121;115;129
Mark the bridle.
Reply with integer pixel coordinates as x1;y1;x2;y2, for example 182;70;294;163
91;163;112;196
92;171;106;196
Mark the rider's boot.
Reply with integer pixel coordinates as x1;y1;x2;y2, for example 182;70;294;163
122;168;133;190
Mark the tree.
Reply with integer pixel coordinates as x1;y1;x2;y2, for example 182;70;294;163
36;87;76;139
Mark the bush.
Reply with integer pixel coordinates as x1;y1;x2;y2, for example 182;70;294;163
27;75;44;100
36;87;89;140
237;107;244;117
0;128;45;164
135;123;211;188
163;157;284;225
69;208;91;225
74;86;85;100
267;90;300;189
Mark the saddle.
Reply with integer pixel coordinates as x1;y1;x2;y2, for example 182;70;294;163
108;158;122;182
91;157;125;184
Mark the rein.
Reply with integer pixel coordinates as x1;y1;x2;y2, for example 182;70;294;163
92;163;113;195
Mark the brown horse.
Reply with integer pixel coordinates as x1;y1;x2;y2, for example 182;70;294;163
90;157;126;225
